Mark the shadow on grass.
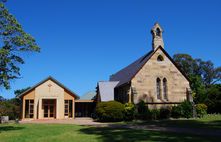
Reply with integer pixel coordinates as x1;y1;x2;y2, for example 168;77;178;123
0;125;24;133
134;119;221;130
79;126;220;142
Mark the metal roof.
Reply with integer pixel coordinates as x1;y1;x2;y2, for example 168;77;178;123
98;81;119;101
110;47;190;87
110;50;154;87
80;91;96;100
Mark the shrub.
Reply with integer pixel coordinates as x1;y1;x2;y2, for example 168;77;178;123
171;105;183;118
159;107;171;119
150;109;160;120
0;100;20;120
180;100;193;118
135;101;149;120
95;101;124;122
137;101;147;114
171;101;193;118
124;103;135;121
196;104;207;118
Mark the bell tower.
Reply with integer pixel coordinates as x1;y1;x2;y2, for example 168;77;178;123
151;22;164;50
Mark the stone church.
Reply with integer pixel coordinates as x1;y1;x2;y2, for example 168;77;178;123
97;23;191;108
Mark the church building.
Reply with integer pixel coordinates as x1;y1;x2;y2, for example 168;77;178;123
98;23;191;108
19;23;192;120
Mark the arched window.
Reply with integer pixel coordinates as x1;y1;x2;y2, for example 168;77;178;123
156;28;161;37
156;78;161;99
163;78;168;100
157;55;164;62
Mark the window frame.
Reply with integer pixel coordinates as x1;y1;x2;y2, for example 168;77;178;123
64;100;73;118
25;99;34;118
163;78;168;101
156;78;161;100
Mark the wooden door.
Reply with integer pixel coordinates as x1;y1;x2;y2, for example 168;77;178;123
43;99;56;118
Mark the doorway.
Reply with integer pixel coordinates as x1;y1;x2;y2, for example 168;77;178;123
42;99;56;118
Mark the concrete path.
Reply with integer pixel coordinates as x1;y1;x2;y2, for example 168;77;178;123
20;117;109;125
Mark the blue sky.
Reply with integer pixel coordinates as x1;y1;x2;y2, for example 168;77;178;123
1;0;221;99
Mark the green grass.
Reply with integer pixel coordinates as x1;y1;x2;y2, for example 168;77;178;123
0;123;220;142
122;114;221;130
0;114;221;142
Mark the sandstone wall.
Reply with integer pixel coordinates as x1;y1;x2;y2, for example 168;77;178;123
131;48;190;106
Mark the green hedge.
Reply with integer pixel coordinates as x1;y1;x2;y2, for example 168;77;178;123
196;104;207;118
124;103;135;121
171;105;183;118
135;101;149;120
159;107;171;119
150;109;160;120
95;100;194;122
95;101;124;122
180;100;193;118
171;100;193;118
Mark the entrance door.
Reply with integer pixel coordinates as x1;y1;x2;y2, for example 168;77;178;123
43;99;56;118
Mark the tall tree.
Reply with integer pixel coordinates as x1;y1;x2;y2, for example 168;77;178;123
173;53;221;104
200;61;221;86
0;1;40;90
14;87;30;97
173;54;221;86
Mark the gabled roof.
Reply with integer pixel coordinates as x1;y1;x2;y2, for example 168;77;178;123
17;76;79;99
80;91;96;100
110;50;154;87
110;47;190;87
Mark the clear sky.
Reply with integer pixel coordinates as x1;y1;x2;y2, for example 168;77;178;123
1;0;221;99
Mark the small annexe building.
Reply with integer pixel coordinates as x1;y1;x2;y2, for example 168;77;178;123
18;77;82;120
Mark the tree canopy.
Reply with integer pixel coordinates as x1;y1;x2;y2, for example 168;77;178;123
0;1;40;90
173;54;221;113
14;87;30;97
173;54;221;86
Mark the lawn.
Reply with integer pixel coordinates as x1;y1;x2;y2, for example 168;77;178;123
0;123;220;142
123;114;221;130
0;115;221;142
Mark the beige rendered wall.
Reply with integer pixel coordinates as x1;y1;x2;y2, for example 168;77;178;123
35;79;65;119
131;48;190;106
64;91;75;119
22;90;35;119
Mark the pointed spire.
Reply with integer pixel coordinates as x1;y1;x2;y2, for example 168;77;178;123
151;22;164;51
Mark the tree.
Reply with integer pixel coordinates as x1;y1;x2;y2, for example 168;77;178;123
0;95;5;101
206;84;221;113
189;75;206;104
173;54;198;77
0;1;40;90
14;87;30;97
0;87;30;119
173;54;221;105
0;99;20;119
173;54;221;87
200;61;221;86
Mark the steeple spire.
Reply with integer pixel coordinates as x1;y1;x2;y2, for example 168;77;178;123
151;22;164;51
